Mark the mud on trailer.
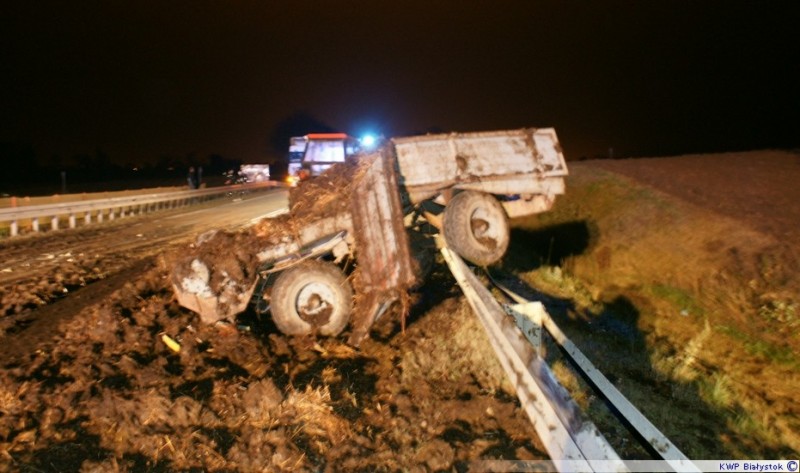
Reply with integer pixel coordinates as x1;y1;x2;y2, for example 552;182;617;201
171;128;568;344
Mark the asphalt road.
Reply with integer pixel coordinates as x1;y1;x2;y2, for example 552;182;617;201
0;189;288;285
0;188;289;361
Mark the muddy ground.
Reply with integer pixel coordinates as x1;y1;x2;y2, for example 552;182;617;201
1;150;798;471
0;253;542;472
0;183;542;472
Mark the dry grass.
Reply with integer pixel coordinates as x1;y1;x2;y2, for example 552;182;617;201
509;164;800;456
279;385;352;447
550;360;592;410
699;373;734;410
399;299;512;396
0;380;21;415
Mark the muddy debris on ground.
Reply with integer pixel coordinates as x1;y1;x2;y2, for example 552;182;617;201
0;257;544;471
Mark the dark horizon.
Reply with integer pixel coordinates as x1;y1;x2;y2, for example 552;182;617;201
2;1;798;169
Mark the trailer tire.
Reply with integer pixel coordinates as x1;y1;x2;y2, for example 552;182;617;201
443;191;509;266
270;260;353;337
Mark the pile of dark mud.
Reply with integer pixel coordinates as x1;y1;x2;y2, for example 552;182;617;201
0;251;126;319
0;258;544;471
286;158;372;223
0;154;544;471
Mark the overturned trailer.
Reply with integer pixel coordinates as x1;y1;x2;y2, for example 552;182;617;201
172;128;568;344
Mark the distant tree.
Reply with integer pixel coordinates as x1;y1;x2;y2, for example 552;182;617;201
43;153;64;172
155;155;176;171
157;154;186;170
207;153;242;175
68;149;123;181
185;151;201;167
73;153;92;170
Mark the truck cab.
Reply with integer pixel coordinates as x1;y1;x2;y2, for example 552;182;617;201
297;133;360;179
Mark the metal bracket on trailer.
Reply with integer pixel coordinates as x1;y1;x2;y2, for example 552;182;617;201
259;231;350;275
439;242;700;473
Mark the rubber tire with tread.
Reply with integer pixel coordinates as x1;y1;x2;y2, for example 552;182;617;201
443;191;510;266
269;260;353;336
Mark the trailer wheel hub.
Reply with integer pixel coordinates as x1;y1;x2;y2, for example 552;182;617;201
296;282;335;326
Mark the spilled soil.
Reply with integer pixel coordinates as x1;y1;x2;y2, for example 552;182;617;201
1;149;798;471
0;255;543;472
0;164;543;472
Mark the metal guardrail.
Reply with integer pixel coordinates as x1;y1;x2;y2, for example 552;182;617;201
0;181;284;237
439;240;699;473
492;280;698;472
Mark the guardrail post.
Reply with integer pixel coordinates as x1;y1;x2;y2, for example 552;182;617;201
10;220;18;237
51;215;59;230
32;218;39;232
84;212;92;225
69;213;76;229
98;211;104;223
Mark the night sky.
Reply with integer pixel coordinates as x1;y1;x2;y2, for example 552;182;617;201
2;1;798;166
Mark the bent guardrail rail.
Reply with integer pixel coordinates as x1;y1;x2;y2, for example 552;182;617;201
0;181;284;237
438;238;699;473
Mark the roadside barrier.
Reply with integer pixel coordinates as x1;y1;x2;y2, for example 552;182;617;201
439;239;699;473
0;181;283;237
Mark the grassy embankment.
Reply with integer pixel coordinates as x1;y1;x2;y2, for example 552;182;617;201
506;163;799;458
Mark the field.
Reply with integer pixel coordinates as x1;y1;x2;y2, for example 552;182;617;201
0;150;798;471
508;150;799;458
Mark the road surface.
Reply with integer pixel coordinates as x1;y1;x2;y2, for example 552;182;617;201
0;188;288;362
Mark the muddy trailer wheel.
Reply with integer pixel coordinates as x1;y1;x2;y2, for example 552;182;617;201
269;260;353;336
443;191;510;266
